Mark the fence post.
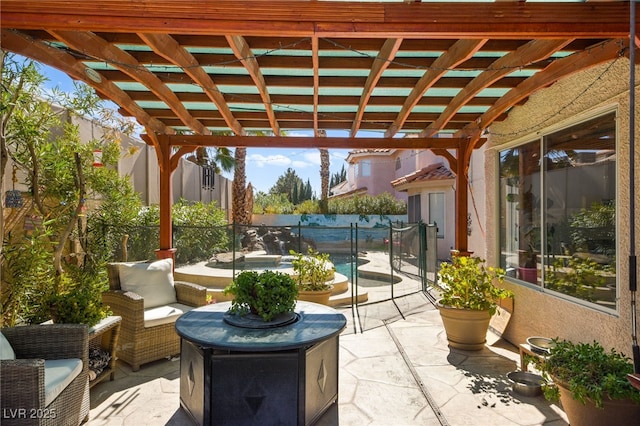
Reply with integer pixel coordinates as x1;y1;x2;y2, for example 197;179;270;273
350;223;355;307
232;222;236;277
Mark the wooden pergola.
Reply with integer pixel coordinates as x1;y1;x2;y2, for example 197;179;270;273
1;0;636;259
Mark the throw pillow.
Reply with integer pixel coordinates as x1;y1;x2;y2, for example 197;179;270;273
118;258;177;309
0;333;16;360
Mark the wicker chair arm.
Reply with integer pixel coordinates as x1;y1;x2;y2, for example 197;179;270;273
0;359;46;408
175;281;207;307
102;290;145;331
1;324;88;365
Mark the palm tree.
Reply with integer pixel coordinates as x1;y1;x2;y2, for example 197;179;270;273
232;147;248;225
318;130;329;213
194;146;234;175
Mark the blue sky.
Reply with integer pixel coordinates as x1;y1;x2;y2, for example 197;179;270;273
39;64;357;196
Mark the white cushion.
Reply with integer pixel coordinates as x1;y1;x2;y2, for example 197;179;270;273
0;333;16;360
44;358;83;407
118;259;177;309
144;303;194;328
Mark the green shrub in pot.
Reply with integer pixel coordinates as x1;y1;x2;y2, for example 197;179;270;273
438;255;512;315
536;339;640;408
436;255;513;350
290;248;334;292
223;270;298;322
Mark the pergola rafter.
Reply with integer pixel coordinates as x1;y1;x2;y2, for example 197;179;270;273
1;0;636;257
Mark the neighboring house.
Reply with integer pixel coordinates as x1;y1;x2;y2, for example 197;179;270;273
332;149;406;201
391;161;455;261
333;144;487;261
2;107;233;222
484;59;638;356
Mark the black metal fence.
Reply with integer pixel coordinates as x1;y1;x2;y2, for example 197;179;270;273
99;220;438;307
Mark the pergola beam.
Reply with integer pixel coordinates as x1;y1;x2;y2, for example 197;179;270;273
140;134;473;150
2;1;634;39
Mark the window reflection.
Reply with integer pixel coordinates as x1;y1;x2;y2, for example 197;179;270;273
499;112;617;310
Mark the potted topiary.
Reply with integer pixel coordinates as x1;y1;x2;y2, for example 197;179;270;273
223;270;298;322
536;339;640;426
290;248;335;305
436;254;513;350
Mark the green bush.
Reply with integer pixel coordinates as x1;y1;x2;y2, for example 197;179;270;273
537;339;640;408
328;192;406;215
253;192;295;214
294;199;321;214
48;269;111;327
120;200;229;264
290;248;334;291
437;255;512;315
223;270;298;321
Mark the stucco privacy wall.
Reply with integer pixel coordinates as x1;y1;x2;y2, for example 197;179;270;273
485;57;640;354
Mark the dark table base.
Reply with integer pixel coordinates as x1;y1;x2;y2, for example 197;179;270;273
180;335;339;426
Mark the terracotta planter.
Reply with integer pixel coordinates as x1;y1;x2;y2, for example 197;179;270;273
437;303;491;351
517;266;537;284
297;288;332;305
556;381;640;426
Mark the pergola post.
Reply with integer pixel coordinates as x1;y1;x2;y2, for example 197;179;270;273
145;133;177;263
454;140;472;256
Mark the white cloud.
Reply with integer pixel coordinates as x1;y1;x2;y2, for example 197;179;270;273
292;160;311;168
303;151;321;165
247;153;291;168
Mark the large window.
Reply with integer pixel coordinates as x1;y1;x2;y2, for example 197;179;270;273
499;112;617;310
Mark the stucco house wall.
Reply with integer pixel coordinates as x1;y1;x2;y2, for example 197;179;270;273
467;144;487;258
485;58;639;354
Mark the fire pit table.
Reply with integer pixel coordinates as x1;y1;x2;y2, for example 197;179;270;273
176;301;347;426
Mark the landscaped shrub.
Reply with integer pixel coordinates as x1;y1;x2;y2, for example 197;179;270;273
328;192;406;215
109;199;230;265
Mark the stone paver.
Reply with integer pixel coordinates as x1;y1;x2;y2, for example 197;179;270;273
90;294;569;425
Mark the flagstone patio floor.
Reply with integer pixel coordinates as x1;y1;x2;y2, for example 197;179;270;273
89;293;569;425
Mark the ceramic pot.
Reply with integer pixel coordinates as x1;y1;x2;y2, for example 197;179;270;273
556;380;640;426
297;288;332;305
437;303;491;351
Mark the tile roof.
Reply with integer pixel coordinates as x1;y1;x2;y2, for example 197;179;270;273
391;162;455;187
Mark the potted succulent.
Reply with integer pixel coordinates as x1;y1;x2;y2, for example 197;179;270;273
223;270;298;322
290;248;335;305
536;339;640;426
436;254;513;350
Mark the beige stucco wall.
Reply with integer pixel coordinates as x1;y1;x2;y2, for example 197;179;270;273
485;57;640;354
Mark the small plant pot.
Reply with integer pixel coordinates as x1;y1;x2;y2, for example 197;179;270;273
297;288;332;305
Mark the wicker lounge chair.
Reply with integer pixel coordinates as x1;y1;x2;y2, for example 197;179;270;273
104;259;207;371
0;324;90;426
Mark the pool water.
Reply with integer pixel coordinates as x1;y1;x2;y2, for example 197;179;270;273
208;253;365;277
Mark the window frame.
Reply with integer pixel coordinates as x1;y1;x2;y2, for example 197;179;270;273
495;107;619;314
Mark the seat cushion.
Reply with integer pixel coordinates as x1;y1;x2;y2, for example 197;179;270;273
44;358;83;407
118;258;177;309
0;333;15;360
143;303;194;328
